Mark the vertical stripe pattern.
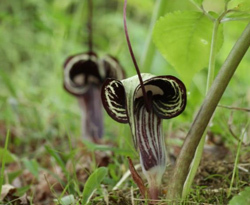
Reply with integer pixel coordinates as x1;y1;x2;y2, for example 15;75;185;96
101;79;128;123
134;101;166;171
134;75;186;119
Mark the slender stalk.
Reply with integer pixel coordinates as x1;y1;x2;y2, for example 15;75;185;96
123;0;150;112
167;22;250;200
227;125;247;197
0;130;10;195
206;20;221;91
218;104;250;112
181;10;230;198
182;17;221;198
188;0;215;21
221;17;250;23
88;0;93;52
140;0;167;72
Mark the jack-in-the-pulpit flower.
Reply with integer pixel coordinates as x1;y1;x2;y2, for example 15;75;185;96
101;73;186;199
63;52;124;142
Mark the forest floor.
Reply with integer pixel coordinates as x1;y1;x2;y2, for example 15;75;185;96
0;125;249;205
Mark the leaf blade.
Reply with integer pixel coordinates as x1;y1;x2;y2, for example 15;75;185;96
229;187;250;205
0;148;17;164
153;11;223;86
81;167;108;204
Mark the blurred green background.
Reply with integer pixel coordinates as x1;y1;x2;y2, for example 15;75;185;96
0;0;249;153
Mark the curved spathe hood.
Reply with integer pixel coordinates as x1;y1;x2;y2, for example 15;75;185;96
101;73;186;148
63;52;125;96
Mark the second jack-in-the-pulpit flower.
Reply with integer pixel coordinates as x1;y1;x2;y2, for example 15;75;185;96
63;52;124;142
101;73;186;199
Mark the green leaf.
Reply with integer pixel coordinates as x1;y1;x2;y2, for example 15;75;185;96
191;0;204;6
229;187;250;205
81;167;108;204
16;185;30;197
153;11;223;86
202;0;225;13
235;1;250;11
225;0;250;20
22;158;40;179
228;0;250;11
0;148;17;164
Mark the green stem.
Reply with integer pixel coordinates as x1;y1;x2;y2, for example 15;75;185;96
0;130;10;195
167;22;250;200
188;0;215;21
227;124;248;197
182;17;221;198
206;20;220;91
140;0;167;72
221;17;250;23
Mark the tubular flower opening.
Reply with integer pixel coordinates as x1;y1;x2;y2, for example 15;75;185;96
64;52;124;96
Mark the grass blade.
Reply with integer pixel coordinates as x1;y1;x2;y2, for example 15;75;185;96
228;124;248;197
22;158;40;179
81;167;108;204
45;145;67;175
0;130;10;196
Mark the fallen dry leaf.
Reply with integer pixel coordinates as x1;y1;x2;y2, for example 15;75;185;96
0;184;16;201
0;184;31;205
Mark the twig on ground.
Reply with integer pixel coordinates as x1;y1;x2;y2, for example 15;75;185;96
127;157;147;198
218;104;250;112
113;163;141;191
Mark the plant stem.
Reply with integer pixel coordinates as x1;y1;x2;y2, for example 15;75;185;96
188;0;215;21
167;22;250;200
221;17;250;23
206;20;220;91
0;130;10;195
140;0;167;73
182;17;221;198
227;124;248;197
88;0;93;52
123;0;150;112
